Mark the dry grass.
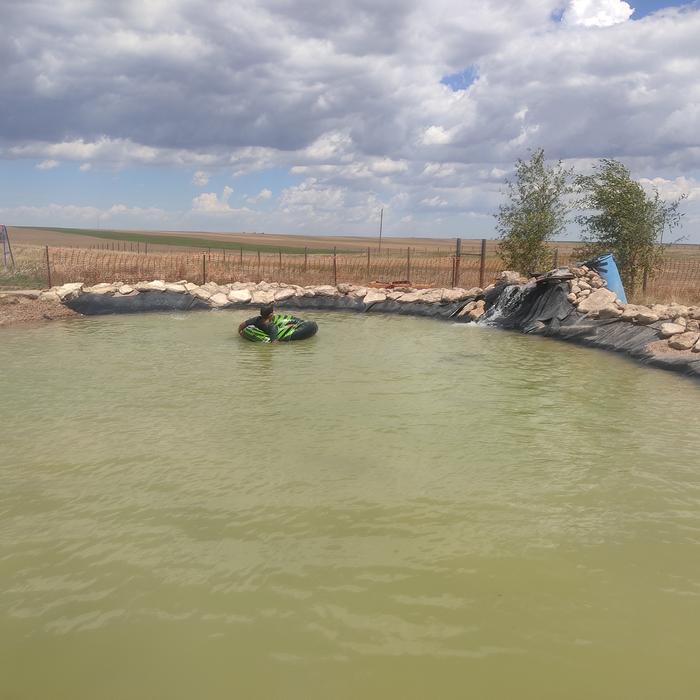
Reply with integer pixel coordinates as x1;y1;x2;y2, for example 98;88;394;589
3;243;698;305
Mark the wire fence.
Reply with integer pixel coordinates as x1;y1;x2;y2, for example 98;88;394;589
2;242;699;304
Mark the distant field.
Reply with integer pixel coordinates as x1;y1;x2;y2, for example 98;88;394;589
8;226;700;260
9;226;462;255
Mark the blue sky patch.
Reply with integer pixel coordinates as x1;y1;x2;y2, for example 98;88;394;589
441;65;478;92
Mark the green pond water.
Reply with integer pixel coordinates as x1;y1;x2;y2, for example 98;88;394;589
1;310;700;700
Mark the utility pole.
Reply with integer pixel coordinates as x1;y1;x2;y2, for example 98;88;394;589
378;208;384;253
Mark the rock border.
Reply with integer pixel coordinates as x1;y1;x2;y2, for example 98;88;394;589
4;270;698;379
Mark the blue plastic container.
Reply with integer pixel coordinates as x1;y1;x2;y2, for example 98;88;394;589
587;253;627;304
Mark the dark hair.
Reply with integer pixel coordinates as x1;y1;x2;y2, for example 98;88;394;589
260;304;274;318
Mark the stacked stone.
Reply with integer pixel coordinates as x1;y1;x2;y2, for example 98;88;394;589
45;280;483;309
556;266;699;352
566;266;608;306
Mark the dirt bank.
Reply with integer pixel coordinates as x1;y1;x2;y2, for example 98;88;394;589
0;294;81;326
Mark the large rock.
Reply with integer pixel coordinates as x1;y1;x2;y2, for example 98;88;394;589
228;289;252;303
313;285;339;297
350;287;368;299
576;288;617;316
468;299;486;321
39;291;60;302
398;291;423;303
457;301;477;317
250;290;275;305
387;291;405;301
209;293;231;307
420;289;443;303
364;290;386;304
145;280;167;291
499;270;524;285
636;310;659;325
598;304;623;319
164;283;187;293
85;283;117;295
191;287;213;300
442;288;471;303
659;322;686;338
54;282;84;301
274;288;296;302
668;332;700;351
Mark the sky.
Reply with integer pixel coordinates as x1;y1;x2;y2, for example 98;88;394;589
1;0;699;241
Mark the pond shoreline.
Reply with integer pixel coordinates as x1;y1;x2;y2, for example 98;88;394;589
2;274;699;380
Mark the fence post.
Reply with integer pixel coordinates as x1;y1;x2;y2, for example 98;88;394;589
278;248;282;272
642;267;648;294
407;246;411;282
45;245;52;287
553;248;559;268
304;247;308;273
202;253;207;285
452;238;461;287
240;247;243;265
367;246;370;280
333;246;337;286
257;249;261;280
478;238;487;289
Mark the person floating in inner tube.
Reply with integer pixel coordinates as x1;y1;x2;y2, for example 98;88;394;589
239;304;278;342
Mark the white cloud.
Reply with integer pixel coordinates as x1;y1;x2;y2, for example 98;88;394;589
0;202;168;225
562;0;634;28
191;185;252;215
192;170;209;186
422;126;453;146
640;176;700;202
1;1;699;239
37;159;59;170
79;163;92;171
246;188;273;204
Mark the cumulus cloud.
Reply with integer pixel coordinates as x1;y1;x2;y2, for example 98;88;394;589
562;0;634;28
192;185;235;213
0;0;699;238
246;188;273;204
192;170;209;186
37;159;59;170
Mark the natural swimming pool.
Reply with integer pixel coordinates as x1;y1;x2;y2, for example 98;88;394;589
2;310;699;699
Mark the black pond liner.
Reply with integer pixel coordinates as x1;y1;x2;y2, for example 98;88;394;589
65;285;700;380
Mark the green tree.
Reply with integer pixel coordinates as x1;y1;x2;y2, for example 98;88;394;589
575;159;685;295
496;148;573;274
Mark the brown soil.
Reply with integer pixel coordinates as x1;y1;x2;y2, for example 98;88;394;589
0;296;81;327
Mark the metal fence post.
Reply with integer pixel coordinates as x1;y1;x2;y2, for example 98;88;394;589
304;246;308;272
333;246;337;286
452;238;461;287
407;246;411;282
202;253;207;285
257;249;261;280
367;246;370;280
553;248;559;268
478;238;487;289
45;245;52;287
